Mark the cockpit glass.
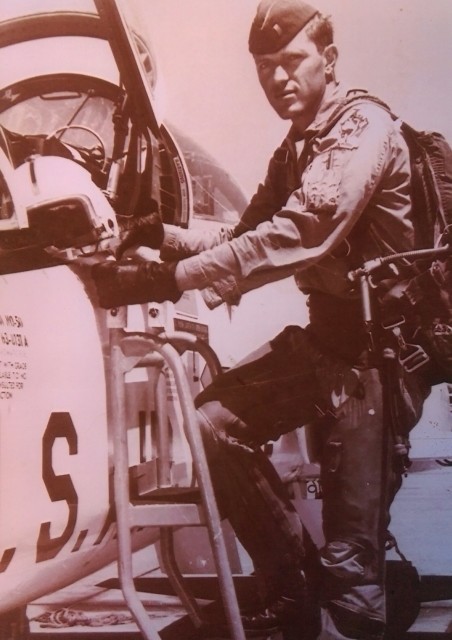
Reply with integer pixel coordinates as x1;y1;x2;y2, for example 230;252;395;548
0;90;117;159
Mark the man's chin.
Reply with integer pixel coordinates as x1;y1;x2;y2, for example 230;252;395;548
272;104;304;121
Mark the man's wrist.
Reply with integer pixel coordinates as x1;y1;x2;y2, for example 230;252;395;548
174;257;210;291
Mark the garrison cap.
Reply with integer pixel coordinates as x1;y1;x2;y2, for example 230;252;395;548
249;0;318;55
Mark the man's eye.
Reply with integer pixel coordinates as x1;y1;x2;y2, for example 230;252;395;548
257;61;271;72
287;54;302;65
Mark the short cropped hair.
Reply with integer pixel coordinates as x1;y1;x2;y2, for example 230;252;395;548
305;13;334;52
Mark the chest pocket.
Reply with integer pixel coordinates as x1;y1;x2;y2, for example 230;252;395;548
301;107;370;214
301;150;343;214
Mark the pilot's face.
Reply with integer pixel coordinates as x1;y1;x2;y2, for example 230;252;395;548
254;27;331;129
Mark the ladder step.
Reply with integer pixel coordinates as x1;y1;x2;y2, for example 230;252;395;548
133;486;202;503
129;502;205;527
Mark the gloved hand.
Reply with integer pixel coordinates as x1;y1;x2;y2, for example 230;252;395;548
116;211;164;259
92;260;181;308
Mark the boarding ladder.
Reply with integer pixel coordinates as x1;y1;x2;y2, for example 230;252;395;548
107;307;246;640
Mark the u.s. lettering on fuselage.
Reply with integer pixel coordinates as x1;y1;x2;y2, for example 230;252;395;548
0;411;114;574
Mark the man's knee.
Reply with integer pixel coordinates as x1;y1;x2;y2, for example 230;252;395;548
197;399;257;447
320;539;379;587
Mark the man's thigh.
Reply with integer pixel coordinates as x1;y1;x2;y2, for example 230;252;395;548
195;325;326;445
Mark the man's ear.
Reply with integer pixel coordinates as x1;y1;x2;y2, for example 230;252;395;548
324;44;338;80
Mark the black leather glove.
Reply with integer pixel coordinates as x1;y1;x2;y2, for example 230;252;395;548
116;211;164;259
92;260;181;308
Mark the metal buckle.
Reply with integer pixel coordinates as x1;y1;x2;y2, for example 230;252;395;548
399;343;430;373
382;316;406;331
383;322;430;372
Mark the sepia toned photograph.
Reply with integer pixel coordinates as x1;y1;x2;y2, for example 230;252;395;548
0;1;451;638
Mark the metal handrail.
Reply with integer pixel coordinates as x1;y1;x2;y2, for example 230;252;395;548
109;328;245;640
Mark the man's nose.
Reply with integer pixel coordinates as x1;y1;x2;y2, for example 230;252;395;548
273;64;289;83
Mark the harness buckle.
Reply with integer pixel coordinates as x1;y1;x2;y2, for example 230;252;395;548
399;343;430;373
382;319;430;372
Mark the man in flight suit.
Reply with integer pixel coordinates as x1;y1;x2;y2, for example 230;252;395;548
93;1;429;637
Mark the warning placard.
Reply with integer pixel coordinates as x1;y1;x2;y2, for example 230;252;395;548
0;313;29;400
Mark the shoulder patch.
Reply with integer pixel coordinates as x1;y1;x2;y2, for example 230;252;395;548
339;108;369;142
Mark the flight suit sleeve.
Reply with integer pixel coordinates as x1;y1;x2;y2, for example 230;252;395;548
160;137;295;261
175;105;407;307
160;224;235;260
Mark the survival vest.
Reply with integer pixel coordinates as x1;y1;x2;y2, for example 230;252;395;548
316;91;452;383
